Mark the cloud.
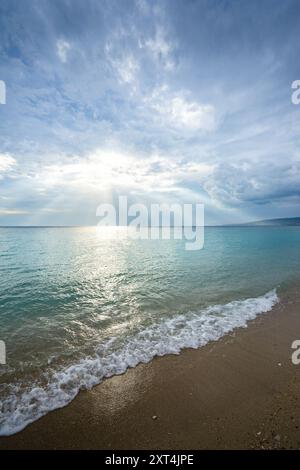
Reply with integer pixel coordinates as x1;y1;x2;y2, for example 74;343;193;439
169;97;215;131
0;153;16;178
0;209;30;215
203;160;300;207
143;25;175;71
114;55;139;85
145;87;216;131
56;39;71;63
0;145;214;216
104;33;140;87
30;148;214;197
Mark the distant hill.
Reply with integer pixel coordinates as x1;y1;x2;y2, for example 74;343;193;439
242;217;300;226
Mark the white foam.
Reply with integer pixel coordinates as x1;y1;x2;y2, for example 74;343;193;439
0;289;279;436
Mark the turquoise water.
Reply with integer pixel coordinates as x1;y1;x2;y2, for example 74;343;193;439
0;226;300;435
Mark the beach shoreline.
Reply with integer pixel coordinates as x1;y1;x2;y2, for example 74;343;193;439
1;285;300;449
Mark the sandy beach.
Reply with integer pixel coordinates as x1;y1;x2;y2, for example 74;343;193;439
1;285;300;450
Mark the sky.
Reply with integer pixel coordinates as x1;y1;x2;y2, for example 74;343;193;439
0;0;300;226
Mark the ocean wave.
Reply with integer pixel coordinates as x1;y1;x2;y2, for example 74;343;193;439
0;288;279;436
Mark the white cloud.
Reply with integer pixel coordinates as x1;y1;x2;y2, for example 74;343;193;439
56;39;71;63
105;40;139;86
0;209;29;215
146;87;216;131
144;26;175;70
116;56;139;84
23;148;214;199
0;153;16;178
169;97;215;131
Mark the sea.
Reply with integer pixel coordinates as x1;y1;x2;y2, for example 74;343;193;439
0;226;300;435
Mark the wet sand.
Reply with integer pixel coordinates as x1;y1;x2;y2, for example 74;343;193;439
1;286;300;449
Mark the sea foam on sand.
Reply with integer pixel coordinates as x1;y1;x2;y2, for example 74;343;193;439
0;289;279;436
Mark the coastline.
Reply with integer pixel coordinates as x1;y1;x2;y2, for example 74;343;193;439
1;285;300;449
